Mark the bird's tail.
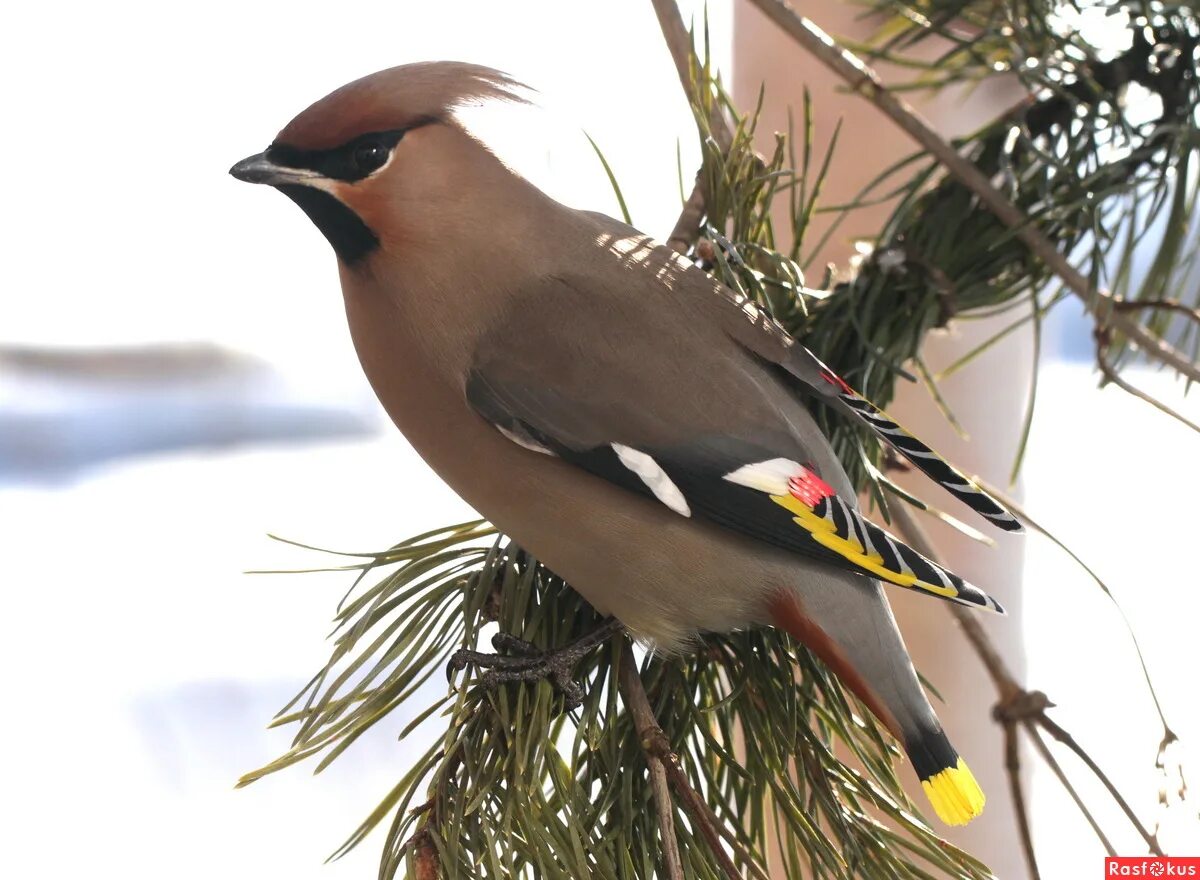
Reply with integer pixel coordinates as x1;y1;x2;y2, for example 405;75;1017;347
904;727;986;826
768;588;985;826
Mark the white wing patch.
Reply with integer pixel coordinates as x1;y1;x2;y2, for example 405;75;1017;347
497;424;555;455
611;444;691;517
722;457;804;495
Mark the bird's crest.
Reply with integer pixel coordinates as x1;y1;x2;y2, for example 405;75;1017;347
276;61;530;150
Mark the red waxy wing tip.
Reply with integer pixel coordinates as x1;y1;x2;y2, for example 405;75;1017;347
788;466;836;508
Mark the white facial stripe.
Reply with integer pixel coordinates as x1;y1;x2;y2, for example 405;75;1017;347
274;151;395;194
278;167;326;182
261;162;339;190
280;173;339;195
611;444;691;517
722;458;803;496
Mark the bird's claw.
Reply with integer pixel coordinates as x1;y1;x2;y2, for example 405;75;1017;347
447;644;586;709
446;618;624;710
490;632;541;656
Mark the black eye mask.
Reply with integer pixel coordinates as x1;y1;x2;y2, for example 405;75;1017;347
260;116;439;265
266;116;438;182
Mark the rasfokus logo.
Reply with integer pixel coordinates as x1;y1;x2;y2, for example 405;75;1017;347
1106;857;1200;876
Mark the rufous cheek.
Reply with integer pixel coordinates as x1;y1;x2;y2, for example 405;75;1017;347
328;181;388;237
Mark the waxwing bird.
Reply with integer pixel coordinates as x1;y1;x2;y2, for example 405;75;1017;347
230;61;1022;826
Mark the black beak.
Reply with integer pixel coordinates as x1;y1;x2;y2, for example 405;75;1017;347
229;152;322;186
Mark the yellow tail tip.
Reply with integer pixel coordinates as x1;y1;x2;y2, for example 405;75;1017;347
921;758;985;826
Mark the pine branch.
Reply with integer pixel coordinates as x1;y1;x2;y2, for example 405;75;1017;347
743;0;1200;383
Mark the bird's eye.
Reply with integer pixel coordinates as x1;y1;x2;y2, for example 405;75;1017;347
352;141;389;174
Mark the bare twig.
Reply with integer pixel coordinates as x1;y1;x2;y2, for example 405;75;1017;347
651;0;701;111
668;178;708;254
651;0;735;254
1096;330;1200;435
627;14;776;875
618;641;749;880
616;643;684;880
1022;720;1118;857
649;758;685;880
413;833;440;880
1113;298;1200;324
650;0;733;148
1038;713;1164;855
661;749;772;880
742;0;1200;384
1003;721;1041;880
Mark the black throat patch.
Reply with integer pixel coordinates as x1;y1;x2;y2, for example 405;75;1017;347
276;184;379;265
266;118;438;266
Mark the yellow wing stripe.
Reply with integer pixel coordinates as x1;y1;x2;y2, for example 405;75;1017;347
770;494;959;599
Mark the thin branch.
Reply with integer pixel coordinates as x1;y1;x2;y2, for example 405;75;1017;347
618;641;746;880
1021;720;1118;857
413;833;440;880
660;749;772;880
650;759;685;880
650;0;733;149
1113;298;1200;324
1096;330;1200;435
668;176;708;254
742;0;1200;384
652;0;735;254
1037;712;1164;855
1003;721;1042;880
615;644;684;880
644;13;784;874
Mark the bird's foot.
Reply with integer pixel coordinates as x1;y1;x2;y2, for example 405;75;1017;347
448;617;624;710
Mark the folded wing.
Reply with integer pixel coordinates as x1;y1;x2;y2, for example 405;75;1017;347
466;270;1003;614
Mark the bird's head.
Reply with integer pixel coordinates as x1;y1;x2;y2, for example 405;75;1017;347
230;62;528;266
